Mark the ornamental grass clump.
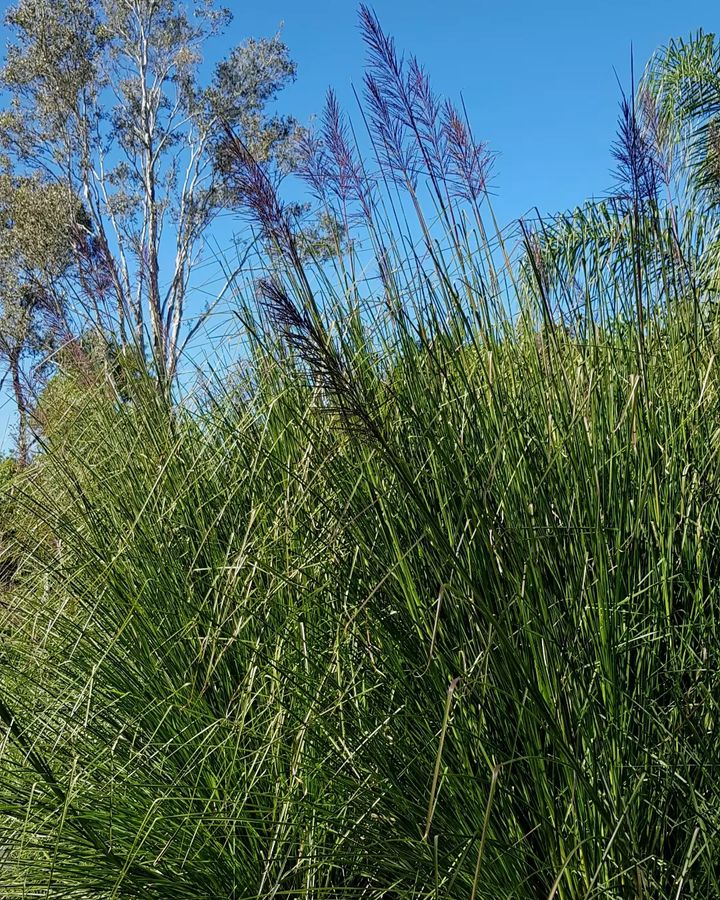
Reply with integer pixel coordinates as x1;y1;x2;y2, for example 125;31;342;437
1;9;720;898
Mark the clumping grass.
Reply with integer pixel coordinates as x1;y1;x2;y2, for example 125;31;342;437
1;10;720;898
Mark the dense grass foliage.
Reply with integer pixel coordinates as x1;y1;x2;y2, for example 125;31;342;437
2;12;720;899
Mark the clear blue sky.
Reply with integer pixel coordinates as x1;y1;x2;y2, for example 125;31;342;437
0;0;717;452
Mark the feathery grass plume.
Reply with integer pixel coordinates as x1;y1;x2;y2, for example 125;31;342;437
359;4;421;187
297;89;375;227
406;55;449;181
442;99;494;204
520;219;553;301
70;224;131;343
217;121;297;259
295;126;331;202
323;88;359;203
612;66;661;210
364;71;420;189
360;5;493;212
322;88;375;220
257;275;383;442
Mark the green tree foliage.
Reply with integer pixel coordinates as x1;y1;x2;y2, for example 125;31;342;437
0;169;82;463
644;31;720;210
642;31;720;292
0;0;300;379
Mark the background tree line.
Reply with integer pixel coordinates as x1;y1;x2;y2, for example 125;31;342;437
0;0;303;463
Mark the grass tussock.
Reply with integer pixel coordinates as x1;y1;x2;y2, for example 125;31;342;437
1;10;720;899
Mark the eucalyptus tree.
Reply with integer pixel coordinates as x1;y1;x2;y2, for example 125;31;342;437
0;0;300;380
0;169;82;464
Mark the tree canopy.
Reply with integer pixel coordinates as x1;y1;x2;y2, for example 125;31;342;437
0;0;300;382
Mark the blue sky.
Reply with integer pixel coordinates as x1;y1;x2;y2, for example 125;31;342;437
0;0;717;451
